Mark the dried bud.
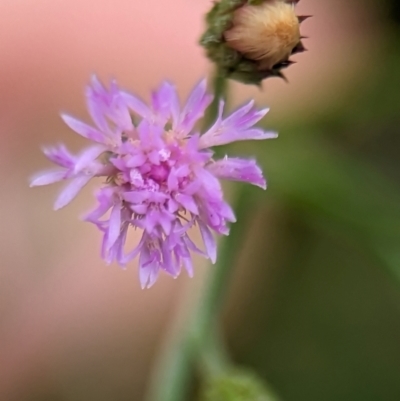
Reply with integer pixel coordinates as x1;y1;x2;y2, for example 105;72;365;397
200;0;309;85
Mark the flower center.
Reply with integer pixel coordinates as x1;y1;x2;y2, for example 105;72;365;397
149;163;170;183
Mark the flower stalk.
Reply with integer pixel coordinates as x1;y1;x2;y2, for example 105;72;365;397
146;183;257;401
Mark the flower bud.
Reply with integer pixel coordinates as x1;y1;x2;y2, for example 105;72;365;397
200;0;309;85
199;369;280;401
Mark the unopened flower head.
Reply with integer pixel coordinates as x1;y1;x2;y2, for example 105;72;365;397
30;77;277;288
200;0;309;85
200;369;279;401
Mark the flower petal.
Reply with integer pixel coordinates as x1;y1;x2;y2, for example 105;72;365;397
30;170;66;187
183;235;206;258
74;145;107;173
199;101;277;148
120;91;152;120
130;204;148;214
175;193;199;215
139;247;152;289
207;157;266;189
151;81;179;125
125;153;147;168
198;222;217;264
177;79;213;134
61;114;106;143
139;245;160;289
115;224;129;267
147;263;160;288
183;256;194;278
122;191;149;204
83;187;115;223
122;232;145;264
42;144;76;168
86;75;112;134
161;240;178;277
106;202;122;250
156;82;180;129
223;100;265;129
54;175;91;210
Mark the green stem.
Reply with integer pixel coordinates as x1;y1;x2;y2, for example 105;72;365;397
203;70;228;130
189;187;253;345
147;185;256;401
199;324;231;378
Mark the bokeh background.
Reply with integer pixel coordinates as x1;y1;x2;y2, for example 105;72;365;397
1;0;400;400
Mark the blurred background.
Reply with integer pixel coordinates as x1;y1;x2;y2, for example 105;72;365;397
1;0;400;400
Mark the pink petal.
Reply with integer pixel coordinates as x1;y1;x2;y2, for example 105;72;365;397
74;145;107;173
120;91;151;119
125;153;147;168
183;256;194;277
130;204;148;214
158;211;173;234
178;79;213;134
83;200;113;223
61;114;105;143
147;263;160;288
223;101;266;128
207;157;266;189
182;179;202;195
122;191;149;203
139;268;152;289
161;241;177;277
183;235;207;257
143;210;159;234
139;246;160;289
168;198;179;213
199;101;277;148
42;144;76;167
198;222;217;264
167;169;179;192
151;81;179;124
86;76;111;134
54;175;91;210
123;234;145;264
159;82;180;129
106;202;122;250
175;193;199;215
30;170;66;187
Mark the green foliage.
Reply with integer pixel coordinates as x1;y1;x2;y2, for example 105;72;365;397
200;370;279;401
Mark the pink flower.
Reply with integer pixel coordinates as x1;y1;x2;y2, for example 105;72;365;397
30;76;277;288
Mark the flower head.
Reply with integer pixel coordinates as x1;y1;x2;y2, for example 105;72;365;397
200;0;310;85
31;76;277;288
